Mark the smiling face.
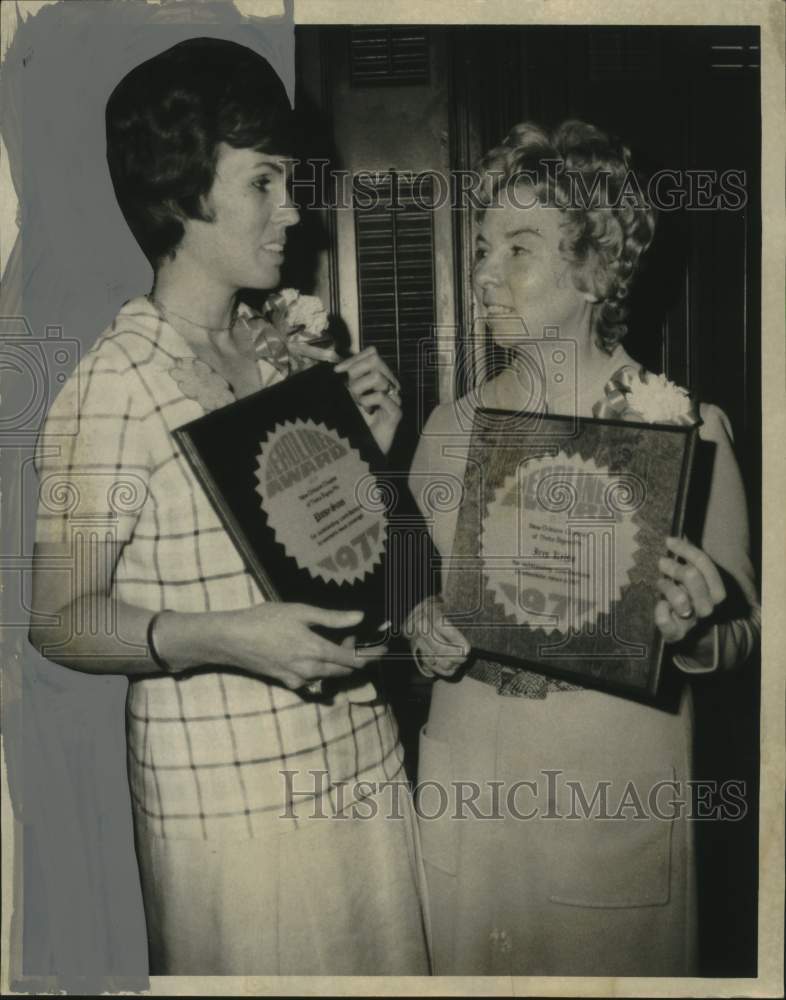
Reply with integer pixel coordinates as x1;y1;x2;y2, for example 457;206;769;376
177;143;299;293
473;183;591;346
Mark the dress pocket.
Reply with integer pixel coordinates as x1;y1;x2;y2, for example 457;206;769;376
415;726;459;877
546;766;676;908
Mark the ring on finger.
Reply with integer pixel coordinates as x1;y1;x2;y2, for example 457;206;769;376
672;604;694;621
303;679;324;696
414;647;437;676
418;649;435;667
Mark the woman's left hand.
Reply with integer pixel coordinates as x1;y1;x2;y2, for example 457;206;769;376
335;347;402;456
654;535;727;643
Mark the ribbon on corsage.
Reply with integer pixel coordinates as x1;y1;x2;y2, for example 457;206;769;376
256;288;335;375
592;365;700;426
168;290;335;413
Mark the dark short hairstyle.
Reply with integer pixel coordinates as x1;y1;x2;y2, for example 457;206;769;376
106;37;295;266
478;120;656;353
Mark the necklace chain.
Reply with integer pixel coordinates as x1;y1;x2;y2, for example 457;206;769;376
149;294;238;334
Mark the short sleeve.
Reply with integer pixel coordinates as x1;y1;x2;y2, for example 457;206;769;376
34;355;151;548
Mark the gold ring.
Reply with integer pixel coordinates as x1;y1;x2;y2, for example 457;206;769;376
674;606;694;620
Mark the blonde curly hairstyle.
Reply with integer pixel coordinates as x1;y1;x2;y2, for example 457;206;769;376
478;120;656;353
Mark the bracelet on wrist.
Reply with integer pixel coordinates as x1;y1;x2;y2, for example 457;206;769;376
147;610;175;674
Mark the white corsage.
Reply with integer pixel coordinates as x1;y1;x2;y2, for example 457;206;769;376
262;288;334;374
273;289;329;338
167;291;335;410
593;366;699;425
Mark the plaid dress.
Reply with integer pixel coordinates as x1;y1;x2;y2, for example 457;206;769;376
34;296;408;839
35;296;430;973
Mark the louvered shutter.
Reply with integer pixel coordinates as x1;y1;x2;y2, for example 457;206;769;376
354;174;437;413
349;27;429;86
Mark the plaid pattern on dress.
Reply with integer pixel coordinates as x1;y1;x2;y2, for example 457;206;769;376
35;296;405;839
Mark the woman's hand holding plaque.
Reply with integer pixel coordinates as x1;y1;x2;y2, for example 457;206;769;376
159;603;387;691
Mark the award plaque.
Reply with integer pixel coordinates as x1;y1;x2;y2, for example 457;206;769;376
443;409;698;699
174;364;433;643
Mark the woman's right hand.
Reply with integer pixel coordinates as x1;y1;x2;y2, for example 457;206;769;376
406;595;470;679
161;603;384;690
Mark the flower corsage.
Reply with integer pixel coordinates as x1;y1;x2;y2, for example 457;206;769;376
593;365;700;426
167;290;336;413
258;288;335;375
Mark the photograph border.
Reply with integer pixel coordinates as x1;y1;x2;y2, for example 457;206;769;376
1;1;783;996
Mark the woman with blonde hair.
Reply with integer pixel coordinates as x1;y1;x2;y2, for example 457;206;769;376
408;120;759;976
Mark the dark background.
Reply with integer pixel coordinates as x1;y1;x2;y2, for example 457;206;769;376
291;24;761;978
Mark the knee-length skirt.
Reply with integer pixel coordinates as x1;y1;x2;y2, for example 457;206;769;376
418;676;697;976
133;787;431;976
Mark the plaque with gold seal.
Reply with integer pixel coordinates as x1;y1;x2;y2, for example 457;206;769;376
442;408;698;700
174;364;433;644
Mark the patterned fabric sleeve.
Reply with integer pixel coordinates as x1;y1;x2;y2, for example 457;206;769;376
34;346;151;550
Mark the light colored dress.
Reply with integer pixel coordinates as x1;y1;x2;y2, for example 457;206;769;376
409;361;759;976
35;296;430;975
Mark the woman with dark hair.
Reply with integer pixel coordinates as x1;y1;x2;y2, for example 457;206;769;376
407;120;760;976
29;38;429;976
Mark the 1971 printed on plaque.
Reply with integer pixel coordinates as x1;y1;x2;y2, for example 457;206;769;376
175;364;434;644
443;409;698;700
